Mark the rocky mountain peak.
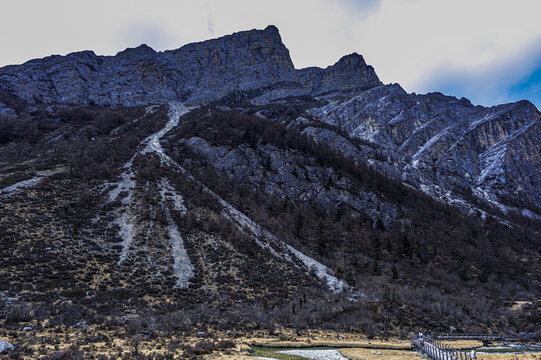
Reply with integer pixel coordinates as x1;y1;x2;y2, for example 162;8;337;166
169;24;292;68
115;44;157;60
0;25;388;107
297;52;381;96
322;52;381;90
333;52;367;67
263;24;280;33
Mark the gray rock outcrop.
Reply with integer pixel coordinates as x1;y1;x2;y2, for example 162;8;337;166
0;25;380;107
305;84;541;210
1;24;539;214
183;136;397;226
0;341;14;354
298;52;381;96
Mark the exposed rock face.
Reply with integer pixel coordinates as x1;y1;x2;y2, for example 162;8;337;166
183;136;397;226
0;341;14;354
0;24;539;213
305;84;541;209
298;53;381;96
163;25;298;103
0;25;379;107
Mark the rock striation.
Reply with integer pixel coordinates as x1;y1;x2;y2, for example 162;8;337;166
305;84;541;210
0;25;380;107
182;136;397;226
1;25;539;214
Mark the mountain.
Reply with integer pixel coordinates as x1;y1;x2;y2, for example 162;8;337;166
306;86;541;215
0;25;540;351
1;26;539;216
0;25;378;107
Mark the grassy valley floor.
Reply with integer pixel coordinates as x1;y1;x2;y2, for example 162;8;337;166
1;324;540;359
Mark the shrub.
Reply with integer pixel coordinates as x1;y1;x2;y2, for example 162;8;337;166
42;349;84;360
216;339;235;349
5;304;32;324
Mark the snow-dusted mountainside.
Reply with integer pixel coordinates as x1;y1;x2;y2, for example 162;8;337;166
0;26;540;335
0;103;350;307
0;25;378;107
305;85;541;215
1;26;539;218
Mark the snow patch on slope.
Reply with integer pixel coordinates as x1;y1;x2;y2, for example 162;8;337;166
214;188;350;293
474;120;538;186
108;171;134;204
286;245;346;293
159;179;187;214
159;179;193;288
108;103;191;265
411;127;453;167
0;169;66;198
0;177;42;198
108;164;136;264
115;213;136;264
160;104;351;294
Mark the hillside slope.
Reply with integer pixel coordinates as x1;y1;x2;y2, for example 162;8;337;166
1;26;539;219
0;102;539;339
0;26;540;341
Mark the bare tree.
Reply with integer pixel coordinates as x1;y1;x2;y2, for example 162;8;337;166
377;284;401;339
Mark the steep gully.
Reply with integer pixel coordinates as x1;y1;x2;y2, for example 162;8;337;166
109;103;350;293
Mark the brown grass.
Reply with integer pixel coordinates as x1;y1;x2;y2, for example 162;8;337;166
339;348;420;360
249;329;411;349
440;340;484;349
3;325;540;360
477;354;540;360
0;324;254;359
0;325;415;359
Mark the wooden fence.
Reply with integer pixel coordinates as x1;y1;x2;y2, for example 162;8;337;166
412;335;480;360
435;334;520;343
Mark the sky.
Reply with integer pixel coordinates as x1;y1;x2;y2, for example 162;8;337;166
2;0;541;108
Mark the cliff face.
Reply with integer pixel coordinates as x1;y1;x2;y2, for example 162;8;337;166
0;25;379;107
298;52;381;95
0;27;540;340
163;25;298;103
305;84;541;209
0;25;539;213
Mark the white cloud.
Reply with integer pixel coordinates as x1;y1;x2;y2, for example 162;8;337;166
417;36;541;106
2;0;541;106
354;0;541;90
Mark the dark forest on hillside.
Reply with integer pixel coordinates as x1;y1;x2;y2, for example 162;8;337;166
166;107;541;335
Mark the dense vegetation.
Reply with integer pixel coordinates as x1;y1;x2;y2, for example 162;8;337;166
0;103;539;360
166;106;541;336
